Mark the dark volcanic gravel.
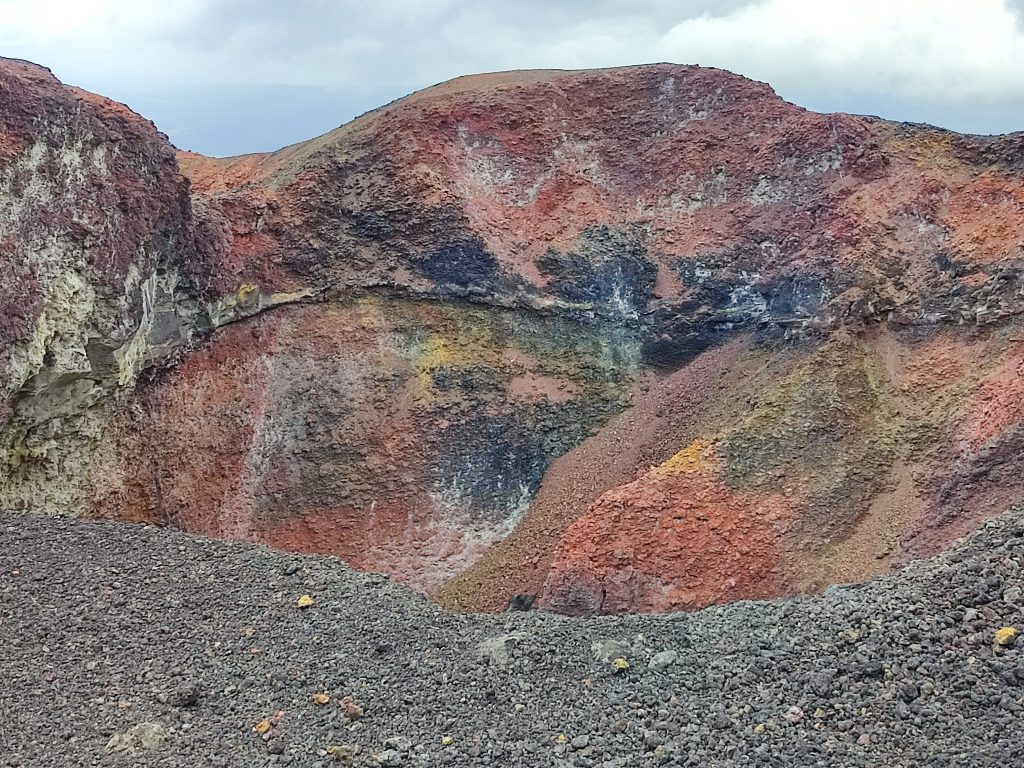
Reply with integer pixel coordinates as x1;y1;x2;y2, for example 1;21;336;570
1;510;1023;767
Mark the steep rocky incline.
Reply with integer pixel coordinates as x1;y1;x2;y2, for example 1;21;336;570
0;58;223;515
3;58;1024;613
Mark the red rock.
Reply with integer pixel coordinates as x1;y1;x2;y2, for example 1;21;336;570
5;59;1024;613
541;442;794;614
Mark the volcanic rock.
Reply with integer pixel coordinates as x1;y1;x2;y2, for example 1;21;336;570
3;58;1024;614
7;500;1003;768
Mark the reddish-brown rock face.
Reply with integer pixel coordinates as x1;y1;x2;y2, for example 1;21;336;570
0;58;217;512
4;59;1024;613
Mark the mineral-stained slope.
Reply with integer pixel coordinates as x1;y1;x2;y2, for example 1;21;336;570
0;58;216;515
3;58;1024;612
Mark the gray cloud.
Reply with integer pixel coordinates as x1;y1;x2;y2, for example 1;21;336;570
1;0;1021;155
163;1;755;52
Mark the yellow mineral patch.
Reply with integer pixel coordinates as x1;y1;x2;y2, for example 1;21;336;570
657;439;715;475
236;283;259;303
419;333;453;369
414;333;454;391
269;288;314;305
994;626;1017;646
884;129;972;176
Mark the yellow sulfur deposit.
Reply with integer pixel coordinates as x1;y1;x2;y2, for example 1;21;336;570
994;626;1017;646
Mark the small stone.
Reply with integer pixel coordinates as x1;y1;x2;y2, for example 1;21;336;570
106;722;167;754
1000;695;1022;712
591;639;632;663
326;745;356;764
808;670;835;696
857;734;871;746
612;657;630;673
712;713;732;730
167;683;200;708
341;696;364;720
296;594;315;609
375;749;403;766
899;682;919;702
994;626;1018;646
648;650;679;671
383;737;410;752
785;706;804;725
440;736;454;747
571;735;590;750
312;693;331;705
476;634;526;667
753;724;766;735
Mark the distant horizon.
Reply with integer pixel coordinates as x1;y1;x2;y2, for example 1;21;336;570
4;1;1024;156
33;62;1024;160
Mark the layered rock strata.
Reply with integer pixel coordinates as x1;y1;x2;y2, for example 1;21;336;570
3;58;1024;611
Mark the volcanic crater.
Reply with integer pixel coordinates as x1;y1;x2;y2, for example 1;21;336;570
3;57;1024;615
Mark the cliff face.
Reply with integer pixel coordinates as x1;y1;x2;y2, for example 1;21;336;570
3;59;1024;612
0;59;219;515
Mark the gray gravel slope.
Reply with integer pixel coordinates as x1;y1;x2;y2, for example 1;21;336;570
1;510;1022;767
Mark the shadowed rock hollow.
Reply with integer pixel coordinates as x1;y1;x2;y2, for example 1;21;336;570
3;57;1024;614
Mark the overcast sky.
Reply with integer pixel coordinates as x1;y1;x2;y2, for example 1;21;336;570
2;0;1024;156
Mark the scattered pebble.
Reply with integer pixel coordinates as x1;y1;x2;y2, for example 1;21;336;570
648;649;679;671
106;722;167;754
995;626;1018;647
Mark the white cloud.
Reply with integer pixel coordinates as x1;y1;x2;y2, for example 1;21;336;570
5;0;1023;100
651;0;1024;105
1;0;1022;152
